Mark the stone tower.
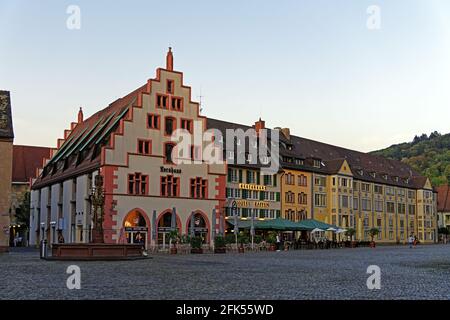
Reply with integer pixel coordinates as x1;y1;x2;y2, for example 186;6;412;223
0;90;14;252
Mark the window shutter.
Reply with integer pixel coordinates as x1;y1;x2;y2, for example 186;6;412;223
227;169;232;182
273;175;277;187
257;173;260;185
260;191;264;200
239;170;243;183
246;171;250;183
276;192;280;202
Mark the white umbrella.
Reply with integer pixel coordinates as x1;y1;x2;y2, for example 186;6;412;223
311;228;324;233
327;227;337;232
336;228;347;234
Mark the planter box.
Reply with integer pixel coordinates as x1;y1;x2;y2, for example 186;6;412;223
191;248;203;254
238;247;245;253
269;244;276;251
170;247;178;254
214;248;226;254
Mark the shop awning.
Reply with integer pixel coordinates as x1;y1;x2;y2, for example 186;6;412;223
226;218;310;231
297;219;339;231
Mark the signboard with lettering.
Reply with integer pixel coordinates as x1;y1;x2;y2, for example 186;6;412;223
238;183;266;191
160;166;181;174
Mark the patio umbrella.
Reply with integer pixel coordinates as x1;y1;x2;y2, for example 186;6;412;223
152;210;157;246
336;228;347;234
327;227;337;232
311;228;324;233
190;211;195;237
171;207;177;231
219;212;225;236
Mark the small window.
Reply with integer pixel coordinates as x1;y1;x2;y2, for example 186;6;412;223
165;117;175;135
156;94;169;108
147;114;160;129
167;79;174;94
165;143;175;163
181;119;193;133
171;97;182;111
137;139;151;155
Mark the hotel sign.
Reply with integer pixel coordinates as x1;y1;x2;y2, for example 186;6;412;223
235;200;269;208
238;183;266;191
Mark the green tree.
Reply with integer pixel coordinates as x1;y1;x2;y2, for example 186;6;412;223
15;191;30;229
368;228;379;242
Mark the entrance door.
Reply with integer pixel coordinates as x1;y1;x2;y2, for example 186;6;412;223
123;210;149;249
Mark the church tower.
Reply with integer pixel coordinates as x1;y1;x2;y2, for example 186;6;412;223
0;90;14;252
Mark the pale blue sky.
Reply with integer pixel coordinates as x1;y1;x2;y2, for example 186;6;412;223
1;0;450;151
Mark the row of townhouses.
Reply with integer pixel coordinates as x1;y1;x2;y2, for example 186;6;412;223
28;49;438;249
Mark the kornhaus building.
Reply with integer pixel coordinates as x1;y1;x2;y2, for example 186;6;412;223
30;49;227;249
30;49;438;247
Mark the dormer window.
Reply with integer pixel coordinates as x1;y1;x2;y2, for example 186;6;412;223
313;159;321;168
295;158;304;165
287;144;293;151
383;174;388;180
358;170;364;176
394;176;399;182
370;172;376;178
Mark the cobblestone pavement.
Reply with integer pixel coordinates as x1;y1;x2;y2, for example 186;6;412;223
1;245;450;300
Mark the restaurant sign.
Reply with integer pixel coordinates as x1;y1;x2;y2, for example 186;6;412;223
238;183;266;191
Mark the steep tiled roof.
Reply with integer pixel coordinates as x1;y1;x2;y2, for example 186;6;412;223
12;145;52;183
206;118;428;189
436;185;450;212
32;84;146;189
0;90;14;139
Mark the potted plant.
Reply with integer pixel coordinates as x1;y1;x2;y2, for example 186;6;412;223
368;228;379;248
168;230;179;254
190;235;203;254
214;235;226;254
345;228;357;248
266;231;277;251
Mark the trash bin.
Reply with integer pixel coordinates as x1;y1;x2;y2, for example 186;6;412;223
40;239;48;259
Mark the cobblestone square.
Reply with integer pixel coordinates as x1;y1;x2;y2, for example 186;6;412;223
1;245;450;300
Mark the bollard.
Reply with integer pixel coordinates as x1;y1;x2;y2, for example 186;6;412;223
40;239;48;259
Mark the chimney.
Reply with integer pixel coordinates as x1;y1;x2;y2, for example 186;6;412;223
255;118;265;135
166;47;173;71
78;107;84;123
280;128;290;140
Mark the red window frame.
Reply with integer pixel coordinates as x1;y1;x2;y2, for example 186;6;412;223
156;94;169;109
180;118;193;133
160;175;180;197
137;139;152;155
164;142;176;164
164;116;176;136
147;113;160;129
190;177;208;199
167;79;174;94
170;96;183;111
128;173;149;195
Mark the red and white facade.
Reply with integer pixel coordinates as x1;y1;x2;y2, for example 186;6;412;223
30;49;227;248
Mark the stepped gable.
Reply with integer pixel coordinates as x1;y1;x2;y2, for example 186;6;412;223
32;84;146;189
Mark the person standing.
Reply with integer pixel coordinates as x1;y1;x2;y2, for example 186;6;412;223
408;235;414;249
276;233;281;252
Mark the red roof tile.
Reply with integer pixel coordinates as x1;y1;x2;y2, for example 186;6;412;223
436;185;450;212
13;145;52;184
